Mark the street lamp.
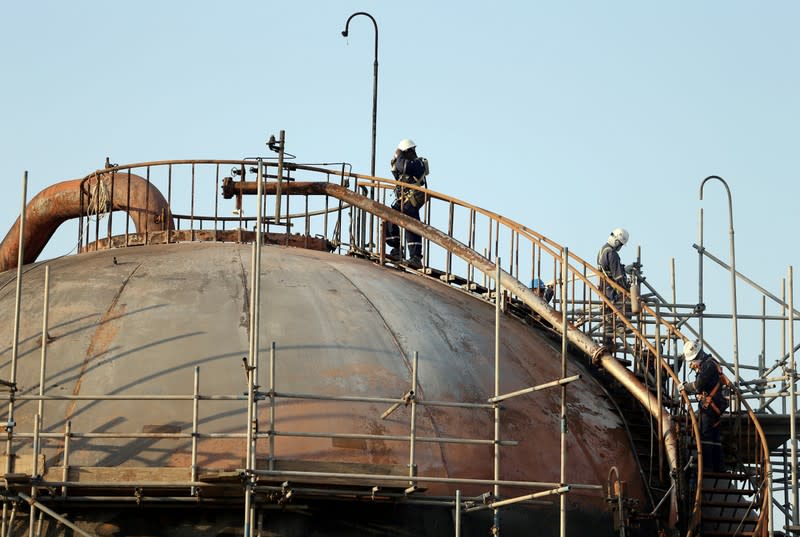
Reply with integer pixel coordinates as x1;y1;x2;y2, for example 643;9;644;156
341;12;379;179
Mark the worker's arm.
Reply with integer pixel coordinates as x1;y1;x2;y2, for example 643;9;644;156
602;249;628;287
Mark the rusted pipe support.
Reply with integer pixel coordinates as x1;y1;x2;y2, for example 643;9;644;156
0;174;174;272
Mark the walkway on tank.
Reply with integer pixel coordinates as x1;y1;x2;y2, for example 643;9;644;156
0;157;772;537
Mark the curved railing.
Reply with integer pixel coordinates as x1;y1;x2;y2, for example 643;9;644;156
67;159;769;535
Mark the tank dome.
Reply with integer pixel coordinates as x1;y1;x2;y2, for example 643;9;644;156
0;242;645;536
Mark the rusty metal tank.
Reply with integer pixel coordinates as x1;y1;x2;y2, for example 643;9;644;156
0;241;649;536
0;162;658;536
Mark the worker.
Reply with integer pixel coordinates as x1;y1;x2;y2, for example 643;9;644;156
679;339;728;472
532;278;555;304
597;227;630;301
385;139;429;269
597;228;634;345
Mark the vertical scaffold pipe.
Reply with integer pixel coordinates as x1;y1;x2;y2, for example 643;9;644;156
455;489;462;537
408;351;418;488
3;172;27;537
191;366;199;496
37;265;50;421
789;266;797;527
493;260;502;535
560;248;568;537
269;342;276;471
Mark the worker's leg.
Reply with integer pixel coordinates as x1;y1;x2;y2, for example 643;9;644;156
710;418;724;471
385;201;402;257
699;410;724;472
402;204;422;268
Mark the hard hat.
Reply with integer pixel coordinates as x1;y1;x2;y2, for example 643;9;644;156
397;139;416;152
609;227;629;248
683;339;702;362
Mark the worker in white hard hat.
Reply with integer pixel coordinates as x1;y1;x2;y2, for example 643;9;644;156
678;339;728;471
385;139;430;269
597;228;635;346
597;227;631;300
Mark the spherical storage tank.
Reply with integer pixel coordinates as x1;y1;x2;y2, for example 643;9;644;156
0;169;651;536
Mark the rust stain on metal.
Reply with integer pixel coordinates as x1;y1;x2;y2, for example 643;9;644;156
64;263;140;421
331;437;367;450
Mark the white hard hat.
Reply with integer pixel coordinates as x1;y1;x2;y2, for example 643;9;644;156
609;227;629;248
397;139;416;152
683;339;702;362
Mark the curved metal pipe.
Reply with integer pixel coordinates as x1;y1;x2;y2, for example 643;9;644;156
700;175;740;390
0;173;173;272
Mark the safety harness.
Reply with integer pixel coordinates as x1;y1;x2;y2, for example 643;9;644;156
597;244;612;277
395;158;430;208
597;243;625;284
697;359;729;425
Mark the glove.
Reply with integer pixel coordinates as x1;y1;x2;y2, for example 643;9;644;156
677;382;686;392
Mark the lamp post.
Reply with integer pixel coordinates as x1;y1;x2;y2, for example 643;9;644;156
341;12;379;180
699;175;740;391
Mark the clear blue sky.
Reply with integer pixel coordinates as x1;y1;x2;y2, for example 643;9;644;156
1;1;799;371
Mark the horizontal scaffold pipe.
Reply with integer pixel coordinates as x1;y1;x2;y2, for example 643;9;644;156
261;181;681;526
0;173;174;272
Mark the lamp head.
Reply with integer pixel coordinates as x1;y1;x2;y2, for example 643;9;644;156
341;29;348;37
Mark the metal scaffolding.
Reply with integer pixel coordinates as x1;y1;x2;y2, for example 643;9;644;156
0;147;785;535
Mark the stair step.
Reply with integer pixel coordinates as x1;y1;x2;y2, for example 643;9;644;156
701;486;755;496
703;513;758;526
467;282;488;294
704;471;754;481
701;499;756;509
702;528;756;537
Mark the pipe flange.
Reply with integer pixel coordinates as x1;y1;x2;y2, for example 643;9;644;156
591;346;608;365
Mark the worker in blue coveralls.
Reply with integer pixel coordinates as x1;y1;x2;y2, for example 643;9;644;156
385;139;429;269
679;339;728;472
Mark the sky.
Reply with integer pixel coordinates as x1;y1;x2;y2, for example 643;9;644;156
1;1;799;376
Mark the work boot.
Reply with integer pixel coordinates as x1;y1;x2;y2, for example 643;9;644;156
407;256;423;270
387;247;401;260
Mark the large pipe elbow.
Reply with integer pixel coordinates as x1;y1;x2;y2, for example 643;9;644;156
0;173;173;273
